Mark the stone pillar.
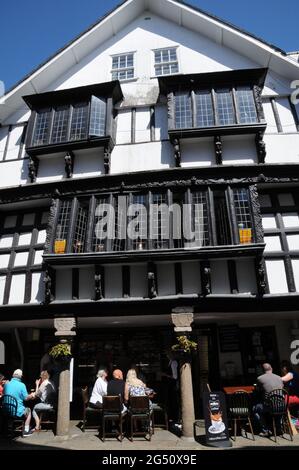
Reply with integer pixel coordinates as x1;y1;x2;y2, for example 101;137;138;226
54;317;76;436
171;308;195;440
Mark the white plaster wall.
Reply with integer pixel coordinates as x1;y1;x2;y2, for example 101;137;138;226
79;267;94;299
36;156;65;183
264;134;299;163
181;261;201;294
263;99;278;134
265;259;289;294
235;259;257;294
276;98;297;133
73;148;104;178
210;260;230;294
105;265;122;298
0;276;5;305
116;110;132;144
55;268;72;300
130;264;147;297
222;135;257;165
111;141;173;173
5;126;24;160
9;274;26;304
180;138;215;168
31;272;44;303
156;262;175;296
0;159;28;188
51;13;257;93
155;104;168;141
136;107;151;142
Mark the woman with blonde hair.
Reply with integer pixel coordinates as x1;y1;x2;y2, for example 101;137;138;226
126;368;147;397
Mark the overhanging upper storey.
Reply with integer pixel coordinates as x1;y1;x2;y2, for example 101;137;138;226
23;81;123;159
159;68;267;138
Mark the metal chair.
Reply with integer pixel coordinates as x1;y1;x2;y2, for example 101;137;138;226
1;395;25;437
128;396;153;441
266;388;293;442
81;386;102;432
228;390;255;441
102;395;127;442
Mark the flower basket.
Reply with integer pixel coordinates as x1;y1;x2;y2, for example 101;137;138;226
54;239;66;254
49;343;72;360
172;336;197;359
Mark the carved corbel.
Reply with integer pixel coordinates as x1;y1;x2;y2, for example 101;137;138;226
255;131;266;164
172;138;181;168
28;156;39;183
147;263;157;299
94;266;104;301
43;267;55;304
201;262;211;297
214;135;222;165
64;151;74;178
253;85;265;122
104;144;112;175
255;256;267;296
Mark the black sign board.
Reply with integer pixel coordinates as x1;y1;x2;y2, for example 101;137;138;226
203;391;232;448
219;324;240;352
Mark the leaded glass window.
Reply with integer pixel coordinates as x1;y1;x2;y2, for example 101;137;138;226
216;89;236;125
89;96;106;137
69;102;88;141
51;105;69;143
32;109;51;146
236;87;258;124
195;91;214;127
175;93;192;129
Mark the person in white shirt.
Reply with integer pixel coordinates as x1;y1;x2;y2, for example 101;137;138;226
89;369;108;409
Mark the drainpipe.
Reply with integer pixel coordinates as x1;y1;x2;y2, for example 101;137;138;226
14;328;24;371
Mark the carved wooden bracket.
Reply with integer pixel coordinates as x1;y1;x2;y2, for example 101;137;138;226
172;138;181;168
201;261;211;296
28;156;39;183
43;267;55;304
147;262;157;299
104;145;111;175
255;131;266;164
214;135;222;165
255;256;267;296
64;151;74;179
94;266;104;301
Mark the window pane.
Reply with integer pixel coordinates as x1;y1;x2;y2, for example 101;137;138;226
89;96;106;137
69;103;88;140
175;93;192;129
51;105;70;143
264;235;282;252
233;188;253;244
154;48;178;76
112;196;127;252
151;193;168;250
73;203;88;253
93;197;109;252
192;192;210;247
282;213;299;228
55;201;72;243
32;109;51;146
195;91;214;127
131;194;148;250
236;87;257;124
216;89;236;125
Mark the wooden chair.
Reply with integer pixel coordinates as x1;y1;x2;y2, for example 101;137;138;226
81;386;102;432
39;408;57;432
266;388;293;442
1;395;25;437
227;390;255;441
151;402;168;432
102;395;126;442
128;396;153;441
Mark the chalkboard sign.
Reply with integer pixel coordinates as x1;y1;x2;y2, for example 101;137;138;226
202;391;232;448
219;325;240;352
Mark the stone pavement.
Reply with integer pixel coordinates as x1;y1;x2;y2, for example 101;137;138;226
1;421;299;450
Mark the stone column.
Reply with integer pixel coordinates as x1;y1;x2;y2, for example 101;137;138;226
171;308;195;440
54;317;76;436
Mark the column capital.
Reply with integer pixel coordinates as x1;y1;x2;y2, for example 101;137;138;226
54;317;76;337
171;309;194;333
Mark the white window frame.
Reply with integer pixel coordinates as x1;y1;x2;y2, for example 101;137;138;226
111;52;136;82
153;46;180;77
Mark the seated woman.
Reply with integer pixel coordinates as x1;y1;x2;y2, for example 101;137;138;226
126;369;154;400
32;370;56;431
281;361;299;407
89;369;108;409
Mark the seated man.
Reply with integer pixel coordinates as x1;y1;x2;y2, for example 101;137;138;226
3;369;34;436
253;363;283;437
89;369;108;409
107;369;129;412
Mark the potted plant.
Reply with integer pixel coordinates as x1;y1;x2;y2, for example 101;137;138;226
172;335;198;360
49;343;72;368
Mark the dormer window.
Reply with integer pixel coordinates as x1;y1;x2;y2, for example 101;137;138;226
154;47;179;76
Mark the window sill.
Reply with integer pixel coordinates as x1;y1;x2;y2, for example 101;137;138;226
168;122;266;139
26;135;113;157
44;243;265;266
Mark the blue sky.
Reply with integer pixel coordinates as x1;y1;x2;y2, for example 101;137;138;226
0;0;298;91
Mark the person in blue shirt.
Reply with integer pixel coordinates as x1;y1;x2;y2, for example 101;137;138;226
3;369;35;436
